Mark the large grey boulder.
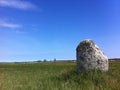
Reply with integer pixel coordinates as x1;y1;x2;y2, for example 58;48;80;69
76;39;108;72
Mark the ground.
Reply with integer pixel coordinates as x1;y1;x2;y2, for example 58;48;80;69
0;60;120;90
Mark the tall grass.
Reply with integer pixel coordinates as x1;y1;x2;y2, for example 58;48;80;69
0;61;120;90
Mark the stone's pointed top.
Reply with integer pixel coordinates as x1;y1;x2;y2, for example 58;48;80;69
81;39;94;43
81;39;93;42
76;39;95;50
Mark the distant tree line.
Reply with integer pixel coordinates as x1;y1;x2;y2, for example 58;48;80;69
36;58;57;62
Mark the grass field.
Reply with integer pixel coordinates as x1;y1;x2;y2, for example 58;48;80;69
0;60;120;90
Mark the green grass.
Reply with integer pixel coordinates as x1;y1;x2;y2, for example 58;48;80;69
0;61;120;90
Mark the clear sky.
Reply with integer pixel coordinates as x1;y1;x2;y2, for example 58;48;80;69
0;0;120;62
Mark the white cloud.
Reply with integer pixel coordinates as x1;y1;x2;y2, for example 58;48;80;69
14;30;26;34
0;20;22;28
0;0;37;10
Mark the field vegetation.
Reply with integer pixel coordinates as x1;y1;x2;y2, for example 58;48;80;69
0;60;120;90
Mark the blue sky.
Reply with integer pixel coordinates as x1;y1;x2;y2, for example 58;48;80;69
0;0;120;62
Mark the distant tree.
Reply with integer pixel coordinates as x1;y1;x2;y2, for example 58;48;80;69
54;58;56;62
43;59;47;62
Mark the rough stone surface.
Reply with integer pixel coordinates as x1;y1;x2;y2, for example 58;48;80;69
76;39;108;72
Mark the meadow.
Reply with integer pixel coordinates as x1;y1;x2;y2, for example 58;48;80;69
0;60;120;90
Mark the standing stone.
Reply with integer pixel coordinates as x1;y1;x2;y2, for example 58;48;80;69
76;39;108;72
